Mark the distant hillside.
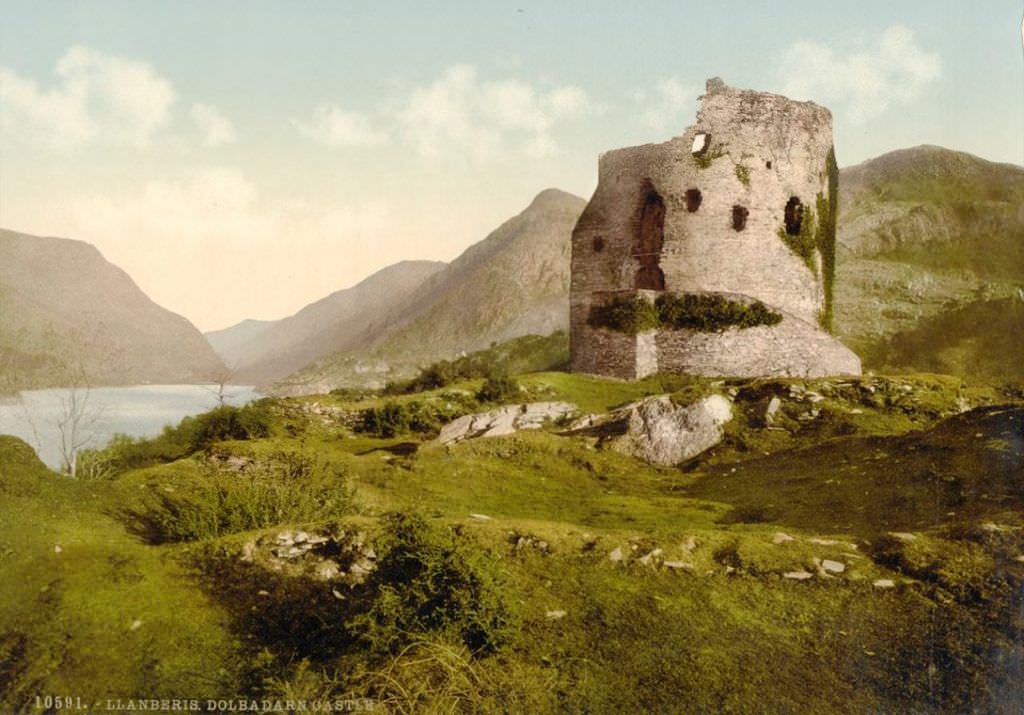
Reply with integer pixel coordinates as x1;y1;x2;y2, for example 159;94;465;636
277;189;586;393
210;261;446;385
833;146;1024;368
0;229;225;392
205;319;275;363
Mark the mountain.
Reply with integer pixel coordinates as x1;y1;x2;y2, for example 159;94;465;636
204;319;275;363
212;261;446;385
832;146;1024;373
276;188;586;392
0;229;225;392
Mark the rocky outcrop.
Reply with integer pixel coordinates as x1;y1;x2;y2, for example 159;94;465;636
436;401;577;445
603;394;733;466
569;394;734;466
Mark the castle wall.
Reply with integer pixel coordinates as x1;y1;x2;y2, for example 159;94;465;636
570;78;859;380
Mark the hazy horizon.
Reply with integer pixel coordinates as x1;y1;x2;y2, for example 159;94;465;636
2;1;1021;331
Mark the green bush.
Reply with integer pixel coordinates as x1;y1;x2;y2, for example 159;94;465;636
588;294;782;334
77;402;274;477
656;293;783;331
123;450;353;543
350;512;516;655
586;296;660;334
476;374;520;403
358;398;471;438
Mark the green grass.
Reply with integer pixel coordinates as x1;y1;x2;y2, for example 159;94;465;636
2;367;1022;712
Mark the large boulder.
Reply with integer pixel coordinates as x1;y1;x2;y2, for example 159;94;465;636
581;394;733;466
437;402;577;445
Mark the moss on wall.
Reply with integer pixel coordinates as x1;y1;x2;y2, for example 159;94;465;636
777;203;817;273
588;294;782;334
817;146;838;331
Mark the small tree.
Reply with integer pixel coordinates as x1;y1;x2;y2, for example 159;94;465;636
55;364;102;478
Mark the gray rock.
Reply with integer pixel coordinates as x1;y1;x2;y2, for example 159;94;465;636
605;394;733;466
638;548;663;566
873;578;896;589
663;560;693;572
764;396;782;426
784;570;814;581
821;559;846;574
772;532;795;544
608;547;624;562
545;609;567;620
437;402;577;445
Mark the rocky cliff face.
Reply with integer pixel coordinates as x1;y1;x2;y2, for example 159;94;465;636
0;229;225;391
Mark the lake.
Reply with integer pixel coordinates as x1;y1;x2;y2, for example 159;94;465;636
0;384;261;471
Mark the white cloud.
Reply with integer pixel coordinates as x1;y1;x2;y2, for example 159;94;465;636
397;65;594;160
191;103;237;147
780;25;941;124
294;103;388;148
635;78;699;132
0;45;176;149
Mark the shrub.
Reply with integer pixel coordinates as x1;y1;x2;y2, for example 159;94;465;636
476;374;520;403
350;512;516;655
123;450;353;543
77;402;274;477
357;399;470;438
588;294;782;334
586;296;660;334
655;293;783;331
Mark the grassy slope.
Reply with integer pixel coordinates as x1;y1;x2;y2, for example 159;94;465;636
2;371;1023;712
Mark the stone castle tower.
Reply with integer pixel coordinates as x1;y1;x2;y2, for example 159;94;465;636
570;78;861;379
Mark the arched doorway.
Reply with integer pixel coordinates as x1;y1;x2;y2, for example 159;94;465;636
634;183;666;290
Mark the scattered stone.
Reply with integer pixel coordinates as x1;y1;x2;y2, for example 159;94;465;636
1014;555;1024;564
873;579;896;589
437;402;577;445
240;541;255;562
331;589;346;600
315;561;340;580
257;590;270;597
639;548;663;566
468;513;493;522
783;570;813;581
276;532;295;546
821;559;846;574
805;392;825;404
608;547;624;562
763;396;782;426
129;619;142;631
294;531;310;544
809;538;837;546
545;610;567;620
53;544;62;554
849;408;863;415
772;532;795;544
663;560;693;572
889;532;917;543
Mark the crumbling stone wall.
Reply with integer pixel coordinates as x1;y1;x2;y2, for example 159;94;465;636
570;78;860;379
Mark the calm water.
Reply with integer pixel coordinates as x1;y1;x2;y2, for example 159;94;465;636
0;384;261;470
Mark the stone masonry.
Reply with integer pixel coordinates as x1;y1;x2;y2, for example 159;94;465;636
570;78;861;379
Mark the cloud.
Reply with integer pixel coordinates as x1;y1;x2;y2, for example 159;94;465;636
66;167;398;329
634;78;699;132
396;65;595;160
294;103;388;148
191;103;237;147
780;25;941;124
0;45;176;148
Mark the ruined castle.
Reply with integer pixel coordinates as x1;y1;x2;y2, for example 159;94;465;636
570;78;861;379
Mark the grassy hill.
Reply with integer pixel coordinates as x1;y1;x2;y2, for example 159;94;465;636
2;368;1022;712
834;146;1024;366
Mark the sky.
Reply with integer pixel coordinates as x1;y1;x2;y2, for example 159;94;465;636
2;1;1022;332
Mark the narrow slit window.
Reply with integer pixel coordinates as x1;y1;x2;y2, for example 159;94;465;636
784;197;803;236
685;189;703;213
732;205;749;231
